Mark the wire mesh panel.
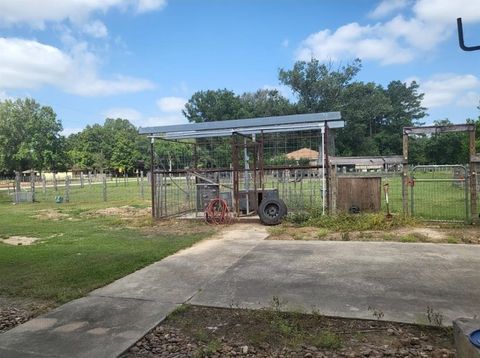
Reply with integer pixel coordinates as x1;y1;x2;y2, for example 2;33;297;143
411;165;468;222
263;168;324;211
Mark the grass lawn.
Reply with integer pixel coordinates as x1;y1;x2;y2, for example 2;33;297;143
0;199;212;305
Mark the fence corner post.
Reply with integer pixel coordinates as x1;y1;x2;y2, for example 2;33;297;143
469;128;478;224
402;131;409;216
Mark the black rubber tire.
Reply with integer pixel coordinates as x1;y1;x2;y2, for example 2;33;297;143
258;198;287;225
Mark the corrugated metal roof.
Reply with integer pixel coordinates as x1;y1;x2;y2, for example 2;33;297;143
139;112;342;136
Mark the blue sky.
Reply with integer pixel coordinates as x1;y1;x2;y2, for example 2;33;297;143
0;0;479;135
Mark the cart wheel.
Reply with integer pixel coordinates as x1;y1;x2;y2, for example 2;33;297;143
258;198;287;225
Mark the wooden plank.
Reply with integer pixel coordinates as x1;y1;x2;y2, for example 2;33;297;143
404;124;475;135
336;177;382;213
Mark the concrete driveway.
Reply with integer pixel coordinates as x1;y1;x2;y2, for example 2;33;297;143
191;239;480;324
1;224;479;357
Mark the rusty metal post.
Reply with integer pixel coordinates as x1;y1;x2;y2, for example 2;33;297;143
259;131;265;191
469;128;478;224
231;135;240;216
402;131;409;215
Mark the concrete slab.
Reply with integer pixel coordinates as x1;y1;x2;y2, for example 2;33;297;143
90;225;267;302
190;240;480;325
0;296;177;358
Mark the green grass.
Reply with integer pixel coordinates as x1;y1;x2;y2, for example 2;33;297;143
0;199;211;304
287;211;416;231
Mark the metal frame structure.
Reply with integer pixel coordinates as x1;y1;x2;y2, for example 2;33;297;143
403;123;478;223
139;112;344;219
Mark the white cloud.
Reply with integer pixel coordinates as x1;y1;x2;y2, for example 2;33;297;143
413;73;480;108
101;104;188;128
0;0;167;28
83;20;108;38
156;96;187;113
413;0;480;24
0;37;154;96
137;0;167;13
142;114;188;127
369;0;410;19
296;22;415;65
102;107;142;121
296;0;480;66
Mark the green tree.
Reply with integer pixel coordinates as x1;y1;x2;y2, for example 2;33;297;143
183;89;245;123
0;98;65;174
279;58;362;112
66;118;145;173
239;89;296;117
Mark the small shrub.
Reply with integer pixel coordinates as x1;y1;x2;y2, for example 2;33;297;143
311;331;342;349
446;237;459;244
286;212;310;225
426;306;444;327
316;228;329;239
288;212;416;232
268;226;286;236
400;233;427;243
341;232;350;241
368;306;385;320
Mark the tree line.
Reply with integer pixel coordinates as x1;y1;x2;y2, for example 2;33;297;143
0;59;479;175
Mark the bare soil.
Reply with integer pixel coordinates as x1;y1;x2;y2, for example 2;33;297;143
268;225;480;244
121;305;455;357
85;206;151;219
33;209;70;221
0;236;40;246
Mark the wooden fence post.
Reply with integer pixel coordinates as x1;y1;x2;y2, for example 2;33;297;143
53;172;58;191
140;171;144;199
65;176;70;203
42;174;47;196
14;171;21;203
103;176;107;202
30;170;35;203
80;172;84;188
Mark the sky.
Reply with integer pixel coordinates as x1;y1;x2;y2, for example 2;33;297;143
0;0;480;135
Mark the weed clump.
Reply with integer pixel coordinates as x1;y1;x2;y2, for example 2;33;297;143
286;211;416;231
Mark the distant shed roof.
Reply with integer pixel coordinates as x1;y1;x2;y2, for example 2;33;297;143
286;148;319;160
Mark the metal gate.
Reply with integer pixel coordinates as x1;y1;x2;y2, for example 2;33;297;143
410;165;469;222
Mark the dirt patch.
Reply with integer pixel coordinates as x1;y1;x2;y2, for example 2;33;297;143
87;206;151;219
0;297;54;333
268;225;480;244
142;218;218;237
121;305;455;358
1;236;40;246
33;209;69;221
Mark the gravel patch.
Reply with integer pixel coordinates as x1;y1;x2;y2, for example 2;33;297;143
121;305;455;357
